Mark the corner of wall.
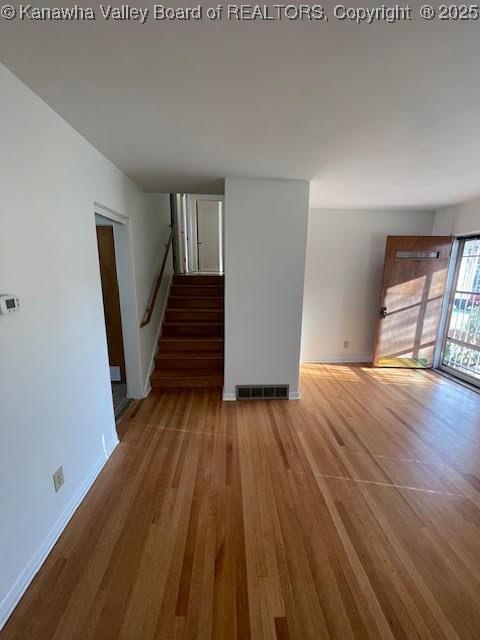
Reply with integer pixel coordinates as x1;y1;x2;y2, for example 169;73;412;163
432;208;455;235
0;439;118;631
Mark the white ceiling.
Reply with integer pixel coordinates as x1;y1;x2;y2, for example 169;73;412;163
1;2;480;209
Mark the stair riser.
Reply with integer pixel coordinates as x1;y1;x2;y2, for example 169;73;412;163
168;296;223;310
170;286;223;297
166;310;223;323
173;275;223;286
163;324;223;338
155;358;223;371
159;339;223;353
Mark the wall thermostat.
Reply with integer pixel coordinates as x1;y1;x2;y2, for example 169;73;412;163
0;294;20;315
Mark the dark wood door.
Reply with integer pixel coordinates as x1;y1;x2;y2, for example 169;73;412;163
373;236;453;368
96;226;126;383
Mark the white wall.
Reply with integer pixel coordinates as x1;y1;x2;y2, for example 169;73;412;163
0;64;168;627
301;209;435;363
433;198;480;236
224;178;309;399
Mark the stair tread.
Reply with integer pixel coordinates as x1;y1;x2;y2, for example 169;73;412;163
152;370;222;379
165;319;222;324
164;321;223;326
156;352;223;358
151;380;222;389
166;312;223;319
168;297;223;304
167;308;224;312
160;336;223;342
171;288;223;295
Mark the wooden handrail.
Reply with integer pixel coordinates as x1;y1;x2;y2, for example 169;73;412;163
140;225;174;328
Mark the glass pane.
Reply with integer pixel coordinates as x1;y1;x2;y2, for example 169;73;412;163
457;252;480;293
442;237;480;384
448;293;480;346
444;340;480;381
463;238;480;257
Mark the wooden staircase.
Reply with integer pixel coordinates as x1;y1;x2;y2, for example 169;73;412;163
151;274;224;389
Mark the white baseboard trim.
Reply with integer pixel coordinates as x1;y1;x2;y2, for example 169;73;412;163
301;357;372;364
143;273;173;398
0;438;118;631
289;391;301;400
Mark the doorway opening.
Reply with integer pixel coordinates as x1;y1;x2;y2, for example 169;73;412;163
172;194;223;275
94;208;142;420
439;236;480;387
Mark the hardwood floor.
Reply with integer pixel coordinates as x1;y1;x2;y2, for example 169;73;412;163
2;365;480;639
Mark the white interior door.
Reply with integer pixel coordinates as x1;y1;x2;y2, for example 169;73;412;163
196;200;222;272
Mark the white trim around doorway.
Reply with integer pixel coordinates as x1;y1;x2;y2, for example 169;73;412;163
94;202;144;399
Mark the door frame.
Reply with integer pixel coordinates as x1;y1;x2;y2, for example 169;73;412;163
186;194;224;273
172;194;188;274
435;233;480;387
94;203;143;399
96;224;127;384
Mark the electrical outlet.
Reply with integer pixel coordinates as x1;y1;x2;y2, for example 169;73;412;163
343;340;350;349
53;466;64;493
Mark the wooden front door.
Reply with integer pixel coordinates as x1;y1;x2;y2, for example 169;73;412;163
96;225;126;383
373;236;453;368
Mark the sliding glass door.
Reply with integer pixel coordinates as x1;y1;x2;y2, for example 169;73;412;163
440;237;480;386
